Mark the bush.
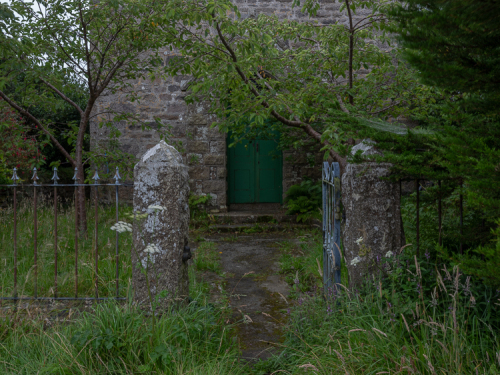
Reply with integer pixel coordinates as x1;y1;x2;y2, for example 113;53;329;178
401;185;500;289
284;179;322;222
189;193;212;220
457;219;500;289
0;98;40;184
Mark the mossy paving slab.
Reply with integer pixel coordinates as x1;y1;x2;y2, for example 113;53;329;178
204;233;298;364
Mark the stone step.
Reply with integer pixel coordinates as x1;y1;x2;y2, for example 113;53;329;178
210;222;314;233
212;211;295;225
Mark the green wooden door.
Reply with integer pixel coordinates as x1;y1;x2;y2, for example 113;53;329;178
228;134;283;204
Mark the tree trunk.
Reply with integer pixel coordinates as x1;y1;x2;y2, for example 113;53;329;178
74;163;88;236
75;113;88;236
78;170;87;236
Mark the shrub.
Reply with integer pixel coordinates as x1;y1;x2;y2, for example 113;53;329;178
0;98;40;184
189;193;212;220
457;219;500;289
284;179;322;222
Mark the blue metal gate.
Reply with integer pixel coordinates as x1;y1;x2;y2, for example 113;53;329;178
322;162;341;295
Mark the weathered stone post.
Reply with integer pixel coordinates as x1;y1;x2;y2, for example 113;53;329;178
133;141;190;310
342;141;403;289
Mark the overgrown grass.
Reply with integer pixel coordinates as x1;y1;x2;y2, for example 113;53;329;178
278;230;349;298
0;196;133;298
0;290;243;374
193;241;222;274
0;199;245;374
257;239;500;374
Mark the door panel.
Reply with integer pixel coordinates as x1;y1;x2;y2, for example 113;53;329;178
228;139;255;203
228;133;282;204
256;139;282;202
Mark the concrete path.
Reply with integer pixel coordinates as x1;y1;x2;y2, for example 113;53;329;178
203;233;295;363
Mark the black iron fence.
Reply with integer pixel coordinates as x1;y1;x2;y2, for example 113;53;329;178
0;166;132;302
401;178;465;257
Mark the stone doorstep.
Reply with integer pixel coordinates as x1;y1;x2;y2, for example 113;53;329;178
213;207;322;226
213;211;294;225
210;222;313;233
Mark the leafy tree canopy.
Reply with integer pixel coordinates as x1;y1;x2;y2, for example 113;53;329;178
0;0;174;231
155;0;430;171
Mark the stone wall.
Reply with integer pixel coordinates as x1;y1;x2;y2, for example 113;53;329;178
90;1;371;211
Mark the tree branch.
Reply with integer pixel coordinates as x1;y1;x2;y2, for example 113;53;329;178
345;0;354;105
214;21;346;169
368;100;402;115
0;90;75;166
39;78;84;116
336;94;350;114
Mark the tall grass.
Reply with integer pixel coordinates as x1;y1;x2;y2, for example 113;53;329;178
193;241;222;274
0;196;245;374
0;291;244;374
257;246;500;374
0;195;133;298
278;230;349;298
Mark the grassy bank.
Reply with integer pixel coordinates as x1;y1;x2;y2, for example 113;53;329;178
0;291;242;374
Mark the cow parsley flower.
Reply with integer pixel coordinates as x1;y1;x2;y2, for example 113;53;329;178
144;244;161;254
355;237;363;245
385;250;394;258
110;221;132;233
350;256;362;266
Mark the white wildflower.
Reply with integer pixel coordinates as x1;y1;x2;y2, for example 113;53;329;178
385;250;394;258
355;237;363;245
110;221;132;233
148;205;166;212
144;244;161;254
350;256;362;266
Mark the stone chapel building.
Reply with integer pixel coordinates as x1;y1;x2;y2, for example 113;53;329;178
90;0;369;213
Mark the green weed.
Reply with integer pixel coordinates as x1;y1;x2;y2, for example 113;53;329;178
193;241;221;274
0;294;243;374
243;223;264;233
277;231;325;298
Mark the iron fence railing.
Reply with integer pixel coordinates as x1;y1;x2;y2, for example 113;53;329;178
399;178;465;257
0;166;132;302
322;162;341;295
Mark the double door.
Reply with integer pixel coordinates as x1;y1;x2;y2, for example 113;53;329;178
227;136;283;204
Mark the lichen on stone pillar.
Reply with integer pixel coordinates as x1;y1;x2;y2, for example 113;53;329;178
342;140;403;289
133;140;190;310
